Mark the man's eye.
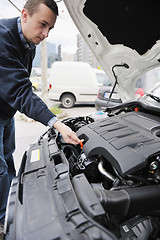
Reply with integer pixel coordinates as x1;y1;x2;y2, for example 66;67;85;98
41;22;46;27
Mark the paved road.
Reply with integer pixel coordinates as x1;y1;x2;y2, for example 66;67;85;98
14;99;96;173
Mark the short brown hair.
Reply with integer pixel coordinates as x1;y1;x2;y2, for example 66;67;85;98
24;0;59;16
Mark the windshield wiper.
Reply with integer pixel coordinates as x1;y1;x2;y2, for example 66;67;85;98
146;93;160;102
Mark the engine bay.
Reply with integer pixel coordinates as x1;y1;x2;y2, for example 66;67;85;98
5;102;160;240
54;104;160;239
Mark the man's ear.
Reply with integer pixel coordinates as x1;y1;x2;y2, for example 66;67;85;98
21;8;28;23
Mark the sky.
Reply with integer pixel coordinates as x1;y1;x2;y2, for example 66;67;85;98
0;0;79;54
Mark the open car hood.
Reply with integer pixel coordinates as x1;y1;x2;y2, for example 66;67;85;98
63;0;160;102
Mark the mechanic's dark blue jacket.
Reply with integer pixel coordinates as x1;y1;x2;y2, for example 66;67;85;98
0;17;55;126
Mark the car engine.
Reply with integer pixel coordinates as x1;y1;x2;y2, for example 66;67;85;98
4;102;160;240
61;108;160;239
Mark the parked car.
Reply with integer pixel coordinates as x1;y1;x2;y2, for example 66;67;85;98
30;77;42;91
95;79;122;110
95;68;160;110
4;1;160;240
48;61;107;108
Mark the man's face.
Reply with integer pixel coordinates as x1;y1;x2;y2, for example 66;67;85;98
21;3;57;45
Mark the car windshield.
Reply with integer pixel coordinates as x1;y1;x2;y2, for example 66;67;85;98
96;72;110;85
102;79;112;86
150;84;160;97
135;67;160;94
146;93;160;102
144;83;160;101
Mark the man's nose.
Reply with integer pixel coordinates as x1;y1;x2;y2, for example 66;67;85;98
42;28;49;38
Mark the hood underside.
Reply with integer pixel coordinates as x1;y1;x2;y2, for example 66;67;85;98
63;0;160;101
83;1;160;56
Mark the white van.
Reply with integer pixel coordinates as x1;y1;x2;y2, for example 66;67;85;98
48;61;108;108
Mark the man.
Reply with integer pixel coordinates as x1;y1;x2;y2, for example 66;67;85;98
0;0;80;236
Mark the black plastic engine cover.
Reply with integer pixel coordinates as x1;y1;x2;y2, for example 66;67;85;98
77;111;160;176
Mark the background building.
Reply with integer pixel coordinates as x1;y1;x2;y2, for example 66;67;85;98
62;52;76;61
76;34;101;68
32;34;102;69
33;42;62;68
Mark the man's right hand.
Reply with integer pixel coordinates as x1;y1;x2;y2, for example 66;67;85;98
53;120;80;145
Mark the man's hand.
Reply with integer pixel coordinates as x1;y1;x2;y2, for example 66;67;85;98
53;120;80;145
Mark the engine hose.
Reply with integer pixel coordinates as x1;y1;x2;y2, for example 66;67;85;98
94;185;160;217
98;161;116;183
